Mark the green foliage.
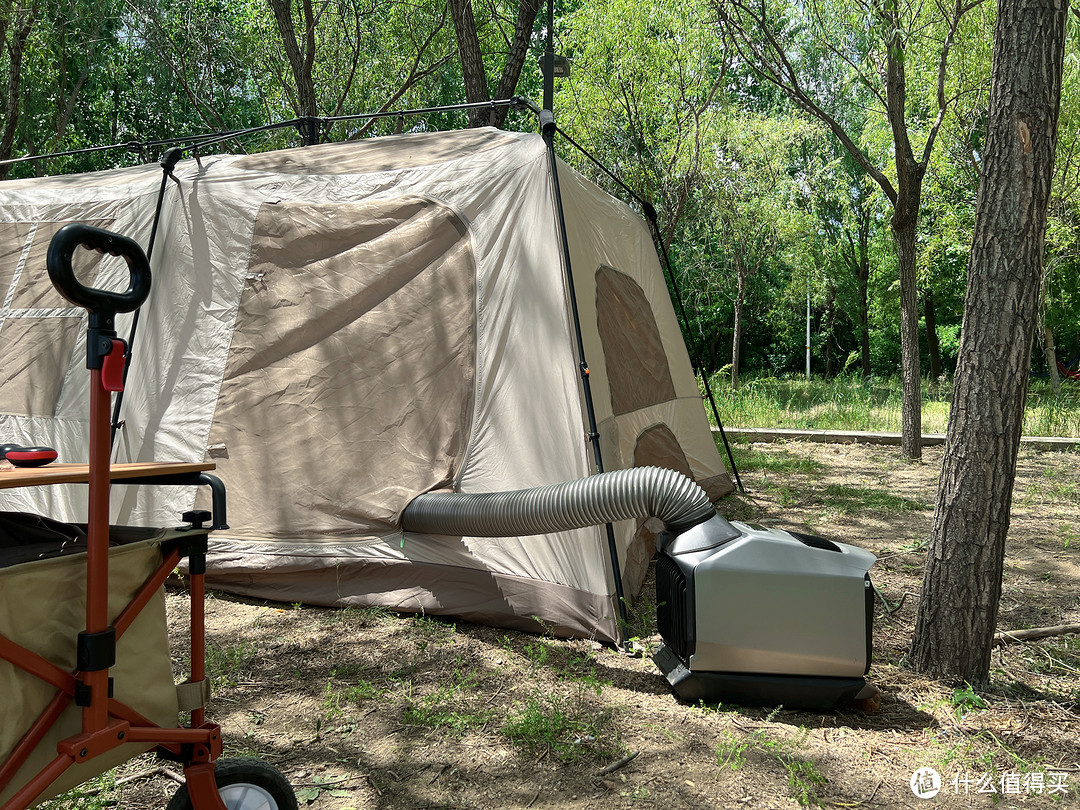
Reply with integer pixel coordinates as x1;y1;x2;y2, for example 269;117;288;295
294;774;351;805
783;758;828;808
950;682;988;719
321;668;385;720
715;724;828;807
716;732;750;771
502;688;621;764
715;373;1080;437
206;637;258;691
402;669;495;736
37;772;119;809
5;0;1080;385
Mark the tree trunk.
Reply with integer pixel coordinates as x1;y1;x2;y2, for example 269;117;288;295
857;219;872;378
824;285;836;377
731;264;746;389
925;292;941;380
884;13;924;460
707;329;722;376
490;0;544;127
1044;325;1061;397
893;202;923;459
268;0;319;134
451;0;543;129
449;0;489;127
908;0;1067;685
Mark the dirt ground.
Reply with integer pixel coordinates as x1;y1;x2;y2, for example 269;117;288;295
104;441;1079;810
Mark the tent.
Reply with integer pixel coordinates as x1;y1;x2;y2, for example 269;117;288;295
0;127;732;643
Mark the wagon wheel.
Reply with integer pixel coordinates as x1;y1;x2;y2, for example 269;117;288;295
167;758;297;810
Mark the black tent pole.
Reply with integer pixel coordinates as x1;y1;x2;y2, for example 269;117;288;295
540;0;629;643
641;203;744;493
540;125;630;642
543;0;555;112
110;147;183;447
546;126;743;493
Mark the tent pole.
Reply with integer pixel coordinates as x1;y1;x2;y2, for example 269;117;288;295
110;147;183;448
542;0;555;112
641;204;744;494
538;125;743;493
540;114;630;644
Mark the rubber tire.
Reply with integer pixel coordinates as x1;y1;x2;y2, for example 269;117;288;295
167;758;297;810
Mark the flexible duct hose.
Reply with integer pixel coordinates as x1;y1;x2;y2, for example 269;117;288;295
400;466;716;537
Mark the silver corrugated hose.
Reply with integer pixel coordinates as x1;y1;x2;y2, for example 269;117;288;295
400;466;716;537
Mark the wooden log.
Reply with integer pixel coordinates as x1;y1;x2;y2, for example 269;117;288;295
994;624;1080;646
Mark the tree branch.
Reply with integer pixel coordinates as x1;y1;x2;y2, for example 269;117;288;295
717;0;899;204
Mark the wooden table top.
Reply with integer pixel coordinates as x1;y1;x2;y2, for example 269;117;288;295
0;461;215;490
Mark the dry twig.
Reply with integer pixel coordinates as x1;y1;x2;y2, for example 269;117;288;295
597;750;639;776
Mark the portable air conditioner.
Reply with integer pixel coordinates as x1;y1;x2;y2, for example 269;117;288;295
652;515;877;709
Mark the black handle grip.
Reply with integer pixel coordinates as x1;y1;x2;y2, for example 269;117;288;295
47;223;151;315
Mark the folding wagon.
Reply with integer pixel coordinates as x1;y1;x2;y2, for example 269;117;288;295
0;224;295;810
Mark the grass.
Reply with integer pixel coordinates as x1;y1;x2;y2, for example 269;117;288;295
401;666;496;736
818;484;928;514
711;373;1080;437
716;722;829;808
502;688;622;764
204;637;259;691
728;443;928;516
37;773;119;810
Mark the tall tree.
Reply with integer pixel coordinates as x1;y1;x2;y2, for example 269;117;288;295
908;0;1068;683
715;0;983;458
449;0;543;128
815;151;880;377
0;0;40;178
709;113;817;387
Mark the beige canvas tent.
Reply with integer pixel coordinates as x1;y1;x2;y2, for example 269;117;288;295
0;127;731;642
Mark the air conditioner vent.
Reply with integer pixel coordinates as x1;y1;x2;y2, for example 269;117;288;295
790;532;842;553
656;553;691;659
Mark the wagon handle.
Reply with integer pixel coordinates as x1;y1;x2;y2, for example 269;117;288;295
47;223;151;319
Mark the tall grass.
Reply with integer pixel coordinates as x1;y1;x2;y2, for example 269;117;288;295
709;373;1080;438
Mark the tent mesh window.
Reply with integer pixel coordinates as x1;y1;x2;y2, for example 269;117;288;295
594;265;676;416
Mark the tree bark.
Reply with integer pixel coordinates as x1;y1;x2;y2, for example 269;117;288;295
885;10;925;459
994;623;1080;645
267;0;319;136
908;0;1067;684
449;0;488;126
490;0;543;126
824;285;836;377
1043;324;1061;396
450;0;543;129
893;201;923;459
856;217;872;378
